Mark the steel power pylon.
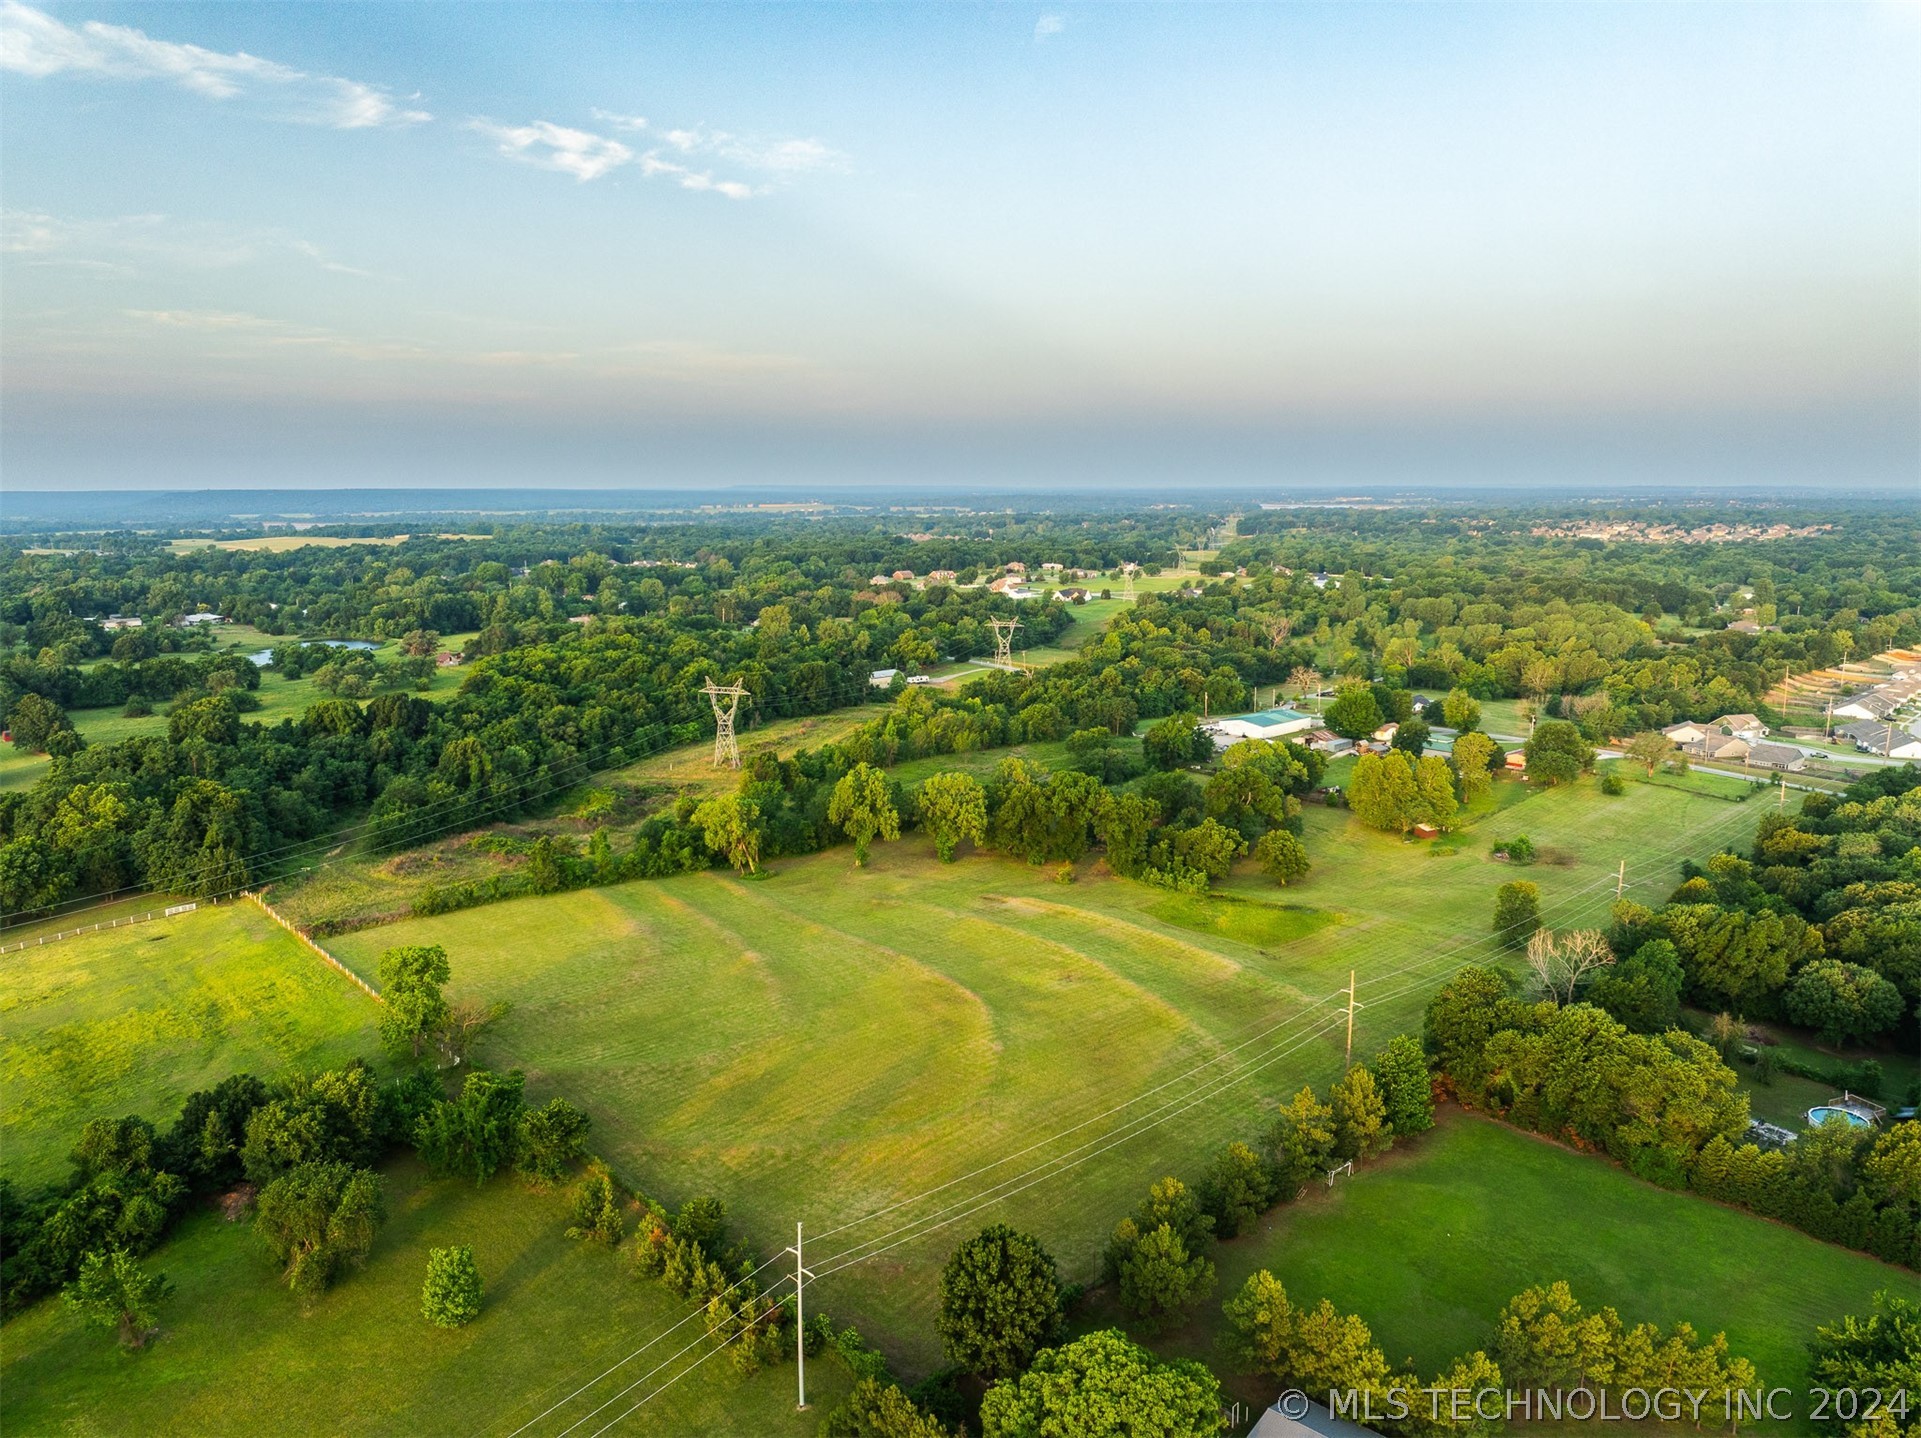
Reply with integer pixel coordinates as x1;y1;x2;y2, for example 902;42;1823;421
1119;565;1137;601
989;617;1021;667
702;679;750;768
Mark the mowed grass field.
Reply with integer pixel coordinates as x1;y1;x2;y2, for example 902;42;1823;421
1135;1114;1905;1426
0;1160;849;1438
323;776;1762;1373
0;902;381;1186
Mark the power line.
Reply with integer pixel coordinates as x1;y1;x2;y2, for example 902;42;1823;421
488;796;1758;1436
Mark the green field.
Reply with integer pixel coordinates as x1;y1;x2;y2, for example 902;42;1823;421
0;902;381;1186
0;1159;851;1438
1132;1114;1905;1423
316;776;1761;1373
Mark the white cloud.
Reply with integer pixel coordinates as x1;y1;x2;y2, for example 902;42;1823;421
1035;14;1066;40
470;118;634;182
1;209;381;277
475;116;777;197
0;0;429;127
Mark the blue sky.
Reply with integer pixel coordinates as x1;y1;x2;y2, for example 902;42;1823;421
2;1;1915;490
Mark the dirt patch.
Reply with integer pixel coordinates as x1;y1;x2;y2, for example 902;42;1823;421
216;1184;257;1221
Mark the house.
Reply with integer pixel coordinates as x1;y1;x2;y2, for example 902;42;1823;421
1504;750;1528;770
1206;707;1317;743
928;570;958;582
1834;692;1897;722
1004;562;1027;574
1714;714;1768;742
988;576;1040;599
1836;719;1887;747
891;570;916;582
1694;735;1752;762
1310;572;1338;589
434;651;463;667
175;612;227;626
568;614;595;625
100;615;143;631
868;668;901;688
1411;823;1441;841
869;574;891;586
1841;723;1921;759
1371;721;1400;744
1250;1396;1377;1438
1662;720;1714;746
1743;741;1806;772
1303;729;1353;755
1054;587;1089;603
1040;561;1064;573
1726;619;1762;635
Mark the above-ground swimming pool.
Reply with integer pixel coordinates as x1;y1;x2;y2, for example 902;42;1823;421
1807;1105;1873;1128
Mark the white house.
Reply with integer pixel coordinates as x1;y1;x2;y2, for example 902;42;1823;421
1663;720;1714;745
1714;713;1768;742
1834;692;1897;722
1841;723;1921;760
1206;707;1316;744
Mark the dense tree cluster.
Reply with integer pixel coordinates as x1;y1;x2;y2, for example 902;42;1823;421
1424;966;1919;1267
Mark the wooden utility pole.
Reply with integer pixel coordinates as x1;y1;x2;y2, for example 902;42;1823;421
1616;858;1625;897
785;1223;814;1410
1344;970;1357;1068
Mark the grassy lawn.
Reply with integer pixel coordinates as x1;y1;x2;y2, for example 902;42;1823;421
0;1159;850;1437
322;776;1759;1375
0;902;382;1187
1128;1114;1903;1424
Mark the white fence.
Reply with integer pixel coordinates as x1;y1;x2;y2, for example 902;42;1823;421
0;903;195;956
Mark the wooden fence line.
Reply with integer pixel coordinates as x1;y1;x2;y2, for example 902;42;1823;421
243;892;383;1003
0;903;199;956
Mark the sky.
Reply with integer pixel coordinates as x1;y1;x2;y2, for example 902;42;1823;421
2;1;1916;492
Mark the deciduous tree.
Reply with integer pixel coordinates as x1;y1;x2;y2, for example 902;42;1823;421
377;944;452;1059
917;771;988;862
979;1329;1221;1438
421;1245;482;1327
64;1248;171;1349
936;1225;1064;1379
829;763;901;866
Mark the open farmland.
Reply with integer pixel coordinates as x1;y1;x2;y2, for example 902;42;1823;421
1132;1113;1907;1424
324;776;1761;1373
0;901;381;1186
0;1160;849;1438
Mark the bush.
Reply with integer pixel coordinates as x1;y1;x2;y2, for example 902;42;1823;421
1492;881;1541;948
421;1245;482;1327
1599;769;1625;796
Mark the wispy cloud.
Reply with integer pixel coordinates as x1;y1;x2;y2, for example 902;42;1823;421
1;210;381;278
0;0;429;128
582;107;845;192
1034;14;1066;41
469;119;634;182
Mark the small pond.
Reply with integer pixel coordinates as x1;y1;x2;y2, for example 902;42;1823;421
247;639;380;666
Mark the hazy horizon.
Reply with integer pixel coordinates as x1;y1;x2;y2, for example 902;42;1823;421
3;1;1916;491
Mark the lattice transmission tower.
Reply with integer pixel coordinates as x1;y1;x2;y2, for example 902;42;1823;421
988;617;1021;667
702;679;750;768
1119;565;1137;601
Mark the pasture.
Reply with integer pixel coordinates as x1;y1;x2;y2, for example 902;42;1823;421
1138;1114;1904;1414
322;776;1759;1373
0;902;381;1186
0;1160;849;1438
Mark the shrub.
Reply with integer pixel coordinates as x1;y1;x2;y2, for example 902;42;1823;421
421;1245;482;1327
